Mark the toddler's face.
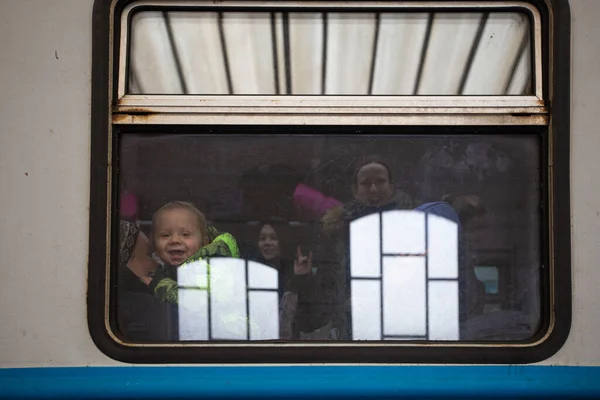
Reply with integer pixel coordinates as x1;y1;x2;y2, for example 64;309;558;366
153;208;204;266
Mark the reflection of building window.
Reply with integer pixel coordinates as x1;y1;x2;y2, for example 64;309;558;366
475;266;499;294
177;259;279;340
350;210;459;340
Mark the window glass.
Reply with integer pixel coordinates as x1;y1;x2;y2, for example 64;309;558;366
117;131;541;342
128;10;532;95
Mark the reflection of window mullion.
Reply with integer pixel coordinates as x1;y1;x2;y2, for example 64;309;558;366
245;259;250;341
425;211;429;340
178;286;208;290
383;335;427;340
379;212;383;340
207;262;212;341
382;253;426;257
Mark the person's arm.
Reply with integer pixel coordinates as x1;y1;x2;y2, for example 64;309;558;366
147;267;179;304
290;218;341;335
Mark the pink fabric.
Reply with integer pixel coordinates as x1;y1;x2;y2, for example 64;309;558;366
293;183;342;219
120;192;139;220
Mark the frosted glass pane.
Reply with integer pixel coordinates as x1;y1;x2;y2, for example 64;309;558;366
249;291;280;340
382;210;425;254
506;40;531;95
209;258;248;340
222;13;275;94
350;213;381;278
428;281;459;340
290;13;323;94
418;13;483;95
383;256;426;336
326;13;375;94
427;214;459;279
130;12;182;94
179;289;209;340
372;13;428;94
129;10;532;96
248;260;279;290
168;12;229;94
178;259;208;288
351;280;382;340
463;13;530;94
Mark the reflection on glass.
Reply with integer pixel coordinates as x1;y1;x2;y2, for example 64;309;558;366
383;256;427;338
118;133;542;342
349;213;381;278
382;210;425;254
428;214;459;279
128;10;532;95
351;280;382;340
428;281;459;340
177;258;280;341
249;291;279;340
352;210;460;340
179;289;209;340
475;266;500;294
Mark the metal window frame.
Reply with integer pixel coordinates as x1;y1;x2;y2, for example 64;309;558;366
88;0;571;364
113;0;546;121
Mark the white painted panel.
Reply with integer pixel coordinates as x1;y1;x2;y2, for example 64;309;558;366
326;13;376;94
350;213;381;278
130;12;182;94
248;291;279;340
168;11;229;94
222;12;275;94
372;13;429;95
383;256;426;336
290;13;323;94
351;280;382;340
382;210;425;254
428;281;459;340
418;13;483;95
179;289;209;340
248;260;278;290
561;0;600;366
427;214;459;279
209;258;248;340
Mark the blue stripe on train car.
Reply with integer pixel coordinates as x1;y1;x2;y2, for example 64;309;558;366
1;366;599;399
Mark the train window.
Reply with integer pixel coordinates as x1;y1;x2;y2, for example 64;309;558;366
89;0;571;364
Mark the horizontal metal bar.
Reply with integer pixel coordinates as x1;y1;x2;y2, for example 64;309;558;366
114;106;547;115
112;113;548;125
120;1;541;12
116;95;546;109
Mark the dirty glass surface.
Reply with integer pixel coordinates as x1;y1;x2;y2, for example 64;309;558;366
128;10;532;95
116;131;542;342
